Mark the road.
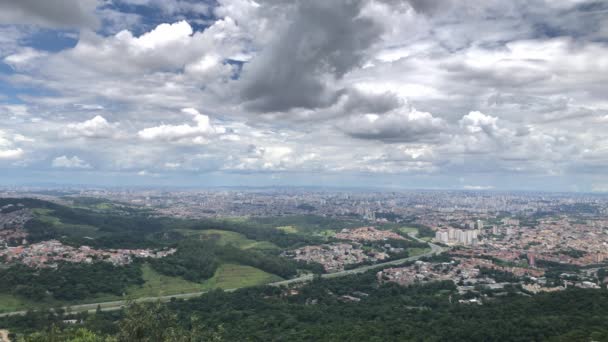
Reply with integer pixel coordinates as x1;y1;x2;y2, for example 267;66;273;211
0;233;445;318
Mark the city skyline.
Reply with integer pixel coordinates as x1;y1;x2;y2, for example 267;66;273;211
1;1;608;191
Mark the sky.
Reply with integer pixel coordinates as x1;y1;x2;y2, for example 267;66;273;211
0;0;607;191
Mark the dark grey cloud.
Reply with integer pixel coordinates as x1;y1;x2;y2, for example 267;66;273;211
342;89;402;115
0;0;99;29
239;0;383;113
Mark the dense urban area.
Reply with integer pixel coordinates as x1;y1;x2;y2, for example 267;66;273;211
2;187;608;340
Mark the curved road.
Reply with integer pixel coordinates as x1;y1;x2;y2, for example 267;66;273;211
0;233;445;317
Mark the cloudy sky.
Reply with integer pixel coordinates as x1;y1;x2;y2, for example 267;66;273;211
1;0;607;191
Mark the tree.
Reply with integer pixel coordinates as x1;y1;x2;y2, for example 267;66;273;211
117;301;223;342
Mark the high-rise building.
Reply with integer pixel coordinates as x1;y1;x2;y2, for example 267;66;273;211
527;252;536;268
434;231;449;244
448;228;456;240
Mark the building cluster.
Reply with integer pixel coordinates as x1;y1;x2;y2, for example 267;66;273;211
434;228;480;246
4;187;608;223
335;226;405;241
285;243;388;272
4;187;608;281
377;257;546;292
0;240;176;268
457;216;608;267
0;208;32;247
377;258;498;290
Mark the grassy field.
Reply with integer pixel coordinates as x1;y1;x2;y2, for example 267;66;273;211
408;247;432;257
175;229;279;250
250;215;366;235
200;263;283;289
101;263;282;299
0;294;53;313
313;229;336;239
398;227;420;235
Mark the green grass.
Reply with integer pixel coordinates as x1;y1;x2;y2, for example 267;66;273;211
201;263;283;289
175;229;279;250
94;263;281;299
250;215;366;235
276;225;298;234
0;293;36;313
313;229;336;239
399;227;419;235
408;247;431;257
0;293;65;314
126;264;205;297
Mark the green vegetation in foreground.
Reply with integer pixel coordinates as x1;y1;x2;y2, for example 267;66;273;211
175;229;279;250
8;273;608;341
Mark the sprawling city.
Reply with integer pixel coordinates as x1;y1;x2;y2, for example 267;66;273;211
2;0;608;340
1;187;608;340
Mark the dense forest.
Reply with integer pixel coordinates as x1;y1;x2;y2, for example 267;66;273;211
4;271;608;341
0;262;143;301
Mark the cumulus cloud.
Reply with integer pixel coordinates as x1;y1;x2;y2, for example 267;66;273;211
227;145;296;171
342;105;446;142
1;0;608;189
63;115;119;139
0;0;99;29
459;111;499;135
52;155;91;169
239;0;384;112
0;148;23;160
138;108;225;143
0;130;26;160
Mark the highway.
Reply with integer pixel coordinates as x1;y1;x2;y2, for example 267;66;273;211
0;233;445;318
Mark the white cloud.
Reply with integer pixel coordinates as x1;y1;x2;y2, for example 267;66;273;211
459;111;499;134
63;115;119;139
1;104;30;117
0;148;23;160
1;0;608;189
138;108;225;142
4;47;47;69
342;105;446;142
122;20;193;50
463;185;495;190
137;169;161;177
0;129;26;160
52;155;91;169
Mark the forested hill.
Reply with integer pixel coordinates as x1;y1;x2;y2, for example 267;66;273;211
3;272;608;341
